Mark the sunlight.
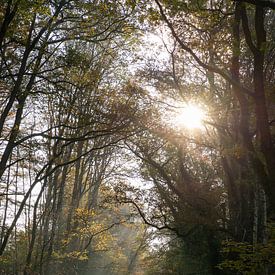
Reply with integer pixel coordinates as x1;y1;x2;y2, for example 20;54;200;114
173;104;205;130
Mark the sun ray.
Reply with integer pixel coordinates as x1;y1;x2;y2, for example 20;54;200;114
173;104;205;130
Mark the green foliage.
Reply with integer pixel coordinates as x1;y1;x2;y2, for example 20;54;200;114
218;224;275;274
144;241;187;275
0;231;30;274
144;233;217;275
52;250;89;262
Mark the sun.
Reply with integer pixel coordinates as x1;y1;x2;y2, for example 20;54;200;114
173;104;205;130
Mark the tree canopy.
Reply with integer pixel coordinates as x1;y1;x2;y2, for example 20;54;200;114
0;0;274;274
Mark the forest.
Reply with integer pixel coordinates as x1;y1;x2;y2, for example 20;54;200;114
0;0;274;274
